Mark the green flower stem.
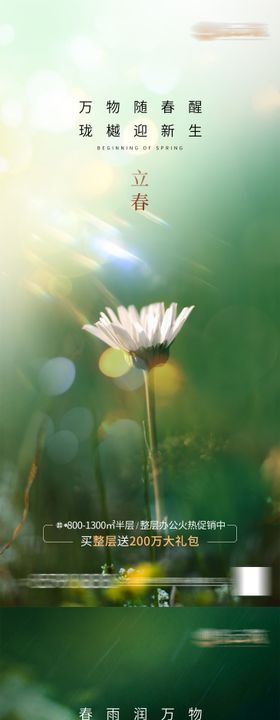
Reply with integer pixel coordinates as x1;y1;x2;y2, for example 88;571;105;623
142;421;156;564
94;442;113;573
143;369;161;523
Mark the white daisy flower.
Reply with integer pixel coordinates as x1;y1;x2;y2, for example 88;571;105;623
83;302;194;369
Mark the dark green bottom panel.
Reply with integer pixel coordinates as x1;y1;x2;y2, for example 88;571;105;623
0;608;279;719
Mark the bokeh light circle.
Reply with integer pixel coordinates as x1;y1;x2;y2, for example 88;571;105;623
0;24;15;46
105;418;142;442
27;70;76;132
99;348;130;378
77;159;114;196
60;407;93;441
69;35;104;70
39;357;76;396
150;361;184;396
114;367;144;391
138;61;181;93
46;430;78;464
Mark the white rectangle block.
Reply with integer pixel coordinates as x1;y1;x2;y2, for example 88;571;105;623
231;566;271;596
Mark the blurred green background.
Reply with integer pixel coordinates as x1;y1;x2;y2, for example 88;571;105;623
0;1;280;605
0;607;279;719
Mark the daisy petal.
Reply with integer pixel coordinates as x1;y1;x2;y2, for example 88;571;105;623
128;305;141;325
107;322;138;351
167;305;195;345
105;307;120;324
117;305;133;330
160;303;177;343
83;324;120;349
